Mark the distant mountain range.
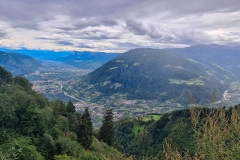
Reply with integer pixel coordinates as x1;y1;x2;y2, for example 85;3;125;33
85;44;240;104
0;51;42;75
58;51;118;70
1;44;240;105
165;44;240;81
0;48;118;70
0;48;72;60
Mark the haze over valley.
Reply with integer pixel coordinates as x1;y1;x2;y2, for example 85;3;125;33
1;44;240;127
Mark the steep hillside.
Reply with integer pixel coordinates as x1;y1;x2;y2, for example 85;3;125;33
85;48;226;104
166;44;240;81
58;51;118;70
0;51;42;75
113;106;240;159
113;110;195;159
0;66;123;160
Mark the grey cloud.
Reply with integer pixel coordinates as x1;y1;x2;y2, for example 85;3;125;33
80;31;120;40
60;29;121;40
57;17;119;31
81;35;120;40
147;26;177;41
73;17;118;29
12;20;39;30
125;20;177;42
0;30;8;38
0;0;240;50
172;30;212;45
0;0;55;29
125;20;148;35
77;43;92;49
1;0;240;26
55;41;74;46
132;0;240;19
118;42;143;49
0;0;132;31
229;31;240;37
36;37;56;40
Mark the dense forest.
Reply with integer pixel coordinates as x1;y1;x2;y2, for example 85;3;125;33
1;65;240;160
113;104;240;159
0;66;122;160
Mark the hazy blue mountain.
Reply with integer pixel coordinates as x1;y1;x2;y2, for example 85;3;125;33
0;48;118;70
58;51;118;70
85;47;228;104
0;51;42;75
0;48;72;60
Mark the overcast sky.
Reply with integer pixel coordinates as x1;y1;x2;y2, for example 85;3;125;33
0;0;239;52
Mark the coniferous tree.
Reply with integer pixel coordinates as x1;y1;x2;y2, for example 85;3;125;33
14;76;33;90
66;100;75;113
0;66;13;85
99;109;114;146
77;108;93;149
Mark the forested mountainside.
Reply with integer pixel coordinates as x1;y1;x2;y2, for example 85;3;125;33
0;51;42;75
166;44;240;81
85;47;228;104
0;66;122;160
113;104;240;159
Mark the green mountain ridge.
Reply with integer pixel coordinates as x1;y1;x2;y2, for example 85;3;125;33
166;44;240;81
0;51;42;75
85;47;228;104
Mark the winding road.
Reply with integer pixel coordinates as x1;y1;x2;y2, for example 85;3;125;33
61;84;88;107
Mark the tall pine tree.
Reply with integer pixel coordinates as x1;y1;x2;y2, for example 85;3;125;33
99;109;114;146
77;108;93;149
66;100;75;113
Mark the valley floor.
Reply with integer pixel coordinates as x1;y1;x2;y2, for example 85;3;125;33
25;61;240;127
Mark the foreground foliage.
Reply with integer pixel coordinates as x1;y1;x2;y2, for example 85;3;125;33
0;66;122;160
114;110;194;159
99;109;114;146
114;104;240;160
164;105;240;160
